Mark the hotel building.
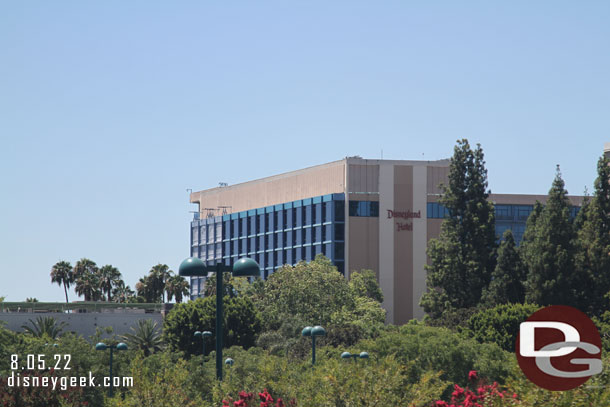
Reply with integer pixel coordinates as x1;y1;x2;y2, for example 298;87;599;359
188;156;584;324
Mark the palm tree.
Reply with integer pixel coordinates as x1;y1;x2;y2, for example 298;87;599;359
166;275;190;303
75;271;101;301
150;264;172;303
112;280;135;303
50;261;74;304
98;265;122;301
73;258;102;301
121;319;164;356
22;317;68;339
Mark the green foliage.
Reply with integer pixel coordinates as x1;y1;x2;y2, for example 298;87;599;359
257;256;354;330
482;230;526;306
348;269;383;303
163;295;262;357
359;323;512;386
121;319;164;356
575;156;610;315
99;264;123;302
21;316;68;339
421;139;497;318
105;353;205;407
50;260;74;304
214;345;449;407
463;303;540;352
74;258;102;301
522;168;579;307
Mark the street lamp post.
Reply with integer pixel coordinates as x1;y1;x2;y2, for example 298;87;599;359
179;257;260;380
95;342;128;397
340;351;369;363
194;330;212;360
301;325;326;365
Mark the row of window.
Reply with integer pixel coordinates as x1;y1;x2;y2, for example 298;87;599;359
349;201;379;217
190;243;345;270
427;202;580;221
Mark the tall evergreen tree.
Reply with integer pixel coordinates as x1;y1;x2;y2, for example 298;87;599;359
575;156;610;314
523;167;577;306
482;230;526;305
420;139;497;318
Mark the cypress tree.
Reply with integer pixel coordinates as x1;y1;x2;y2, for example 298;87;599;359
523;167;577;306
575;156;610;314
482;229;526;305
420;139;497;318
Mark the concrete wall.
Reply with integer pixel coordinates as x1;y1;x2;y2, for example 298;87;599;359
0;313;164;339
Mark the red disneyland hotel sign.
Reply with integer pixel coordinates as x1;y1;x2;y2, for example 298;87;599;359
386;209;421;232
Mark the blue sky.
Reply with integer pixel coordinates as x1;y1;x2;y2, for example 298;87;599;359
1;1;608;302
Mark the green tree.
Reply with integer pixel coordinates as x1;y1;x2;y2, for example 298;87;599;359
50;260;74;304
98;264;122;301
163;296;262;357
165;274;190;303
575;156;610;314
256;255;354;331
121;319;164;356
21;316;67;339
482;230;526;305
464;303;540;352
420;139;497;318
523;167;578;306
349;269;383;303
112;280;136;303
150;264;172;303
73;258;101;301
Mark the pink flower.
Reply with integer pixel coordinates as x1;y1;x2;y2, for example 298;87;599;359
468;370;478;381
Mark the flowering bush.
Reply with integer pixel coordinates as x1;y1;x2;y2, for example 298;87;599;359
434;371;519;407
222;389;295;407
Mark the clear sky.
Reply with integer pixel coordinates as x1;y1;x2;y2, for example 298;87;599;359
1;1;608;302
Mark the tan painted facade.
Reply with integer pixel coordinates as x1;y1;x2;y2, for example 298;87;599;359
190;157;584;325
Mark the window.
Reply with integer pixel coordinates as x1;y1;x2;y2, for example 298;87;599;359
349;201;379;217
334;224;344;241
265;213;269;233
322;203;327;223
516;205;533;221
283;210;287;229
335;200;345;221
312;205;317;224
273;211;278;231
495;205;512;220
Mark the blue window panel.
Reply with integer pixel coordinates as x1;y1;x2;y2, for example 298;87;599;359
313;196;322;204
323;194;333;202
222;214;230;221
248;209;256;216
325;243;332;257
258;253;266;269
257;208;265;215
275;231;283;247
495;205;512;220
570;206;580;219
306;205;313;225
231;213;239;220
267;234;274;250
304;227;312;244
295;247;304;261
333;193;345;201
335;242;345;260
293;200;302;208
305;246;313;262
224;241;231;257
275;204;283;211
296;207;305;227
314;244;323;256
303;198;312;206
313;226;321;243
514;205;532;221
334;200;345;221
276;250;284;267
232;239;239;254
285;249;293;265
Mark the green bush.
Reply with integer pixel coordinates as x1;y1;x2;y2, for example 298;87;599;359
163;296;262;357
464;303;540;352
